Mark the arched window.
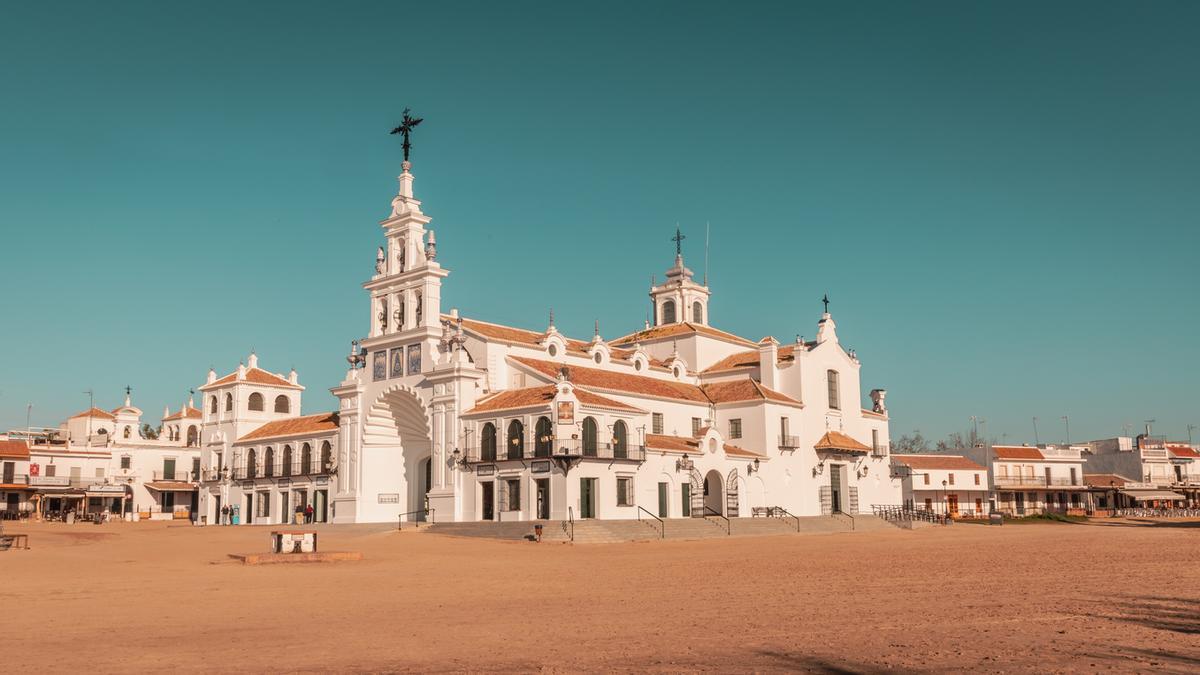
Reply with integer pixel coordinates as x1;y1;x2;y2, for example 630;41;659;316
224;393;233;412
248;393;264;412
282;445;293;477
274;395;290;414
613;420;628;459
209;396;217;414
123;426;131;439
507;420;524;460
534;417;553;458
582;417;598;457
320;441;332;472
301;443;312;475
246;448;257;479
480;423;497;462
186;426;198;447
264;447;275;477
662;300;676;324
827;370;840;410
692;301;703;324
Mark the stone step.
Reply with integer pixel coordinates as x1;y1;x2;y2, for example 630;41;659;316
425;514;875;543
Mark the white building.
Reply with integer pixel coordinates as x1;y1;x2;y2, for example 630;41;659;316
197;153;901;525
959;444;1089;516
891;454;989;518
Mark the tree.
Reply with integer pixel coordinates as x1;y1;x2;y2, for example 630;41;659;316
936;430;984;452
893;431;930;453
140;423;159;440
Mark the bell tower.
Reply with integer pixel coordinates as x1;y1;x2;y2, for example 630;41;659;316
649;226;711;326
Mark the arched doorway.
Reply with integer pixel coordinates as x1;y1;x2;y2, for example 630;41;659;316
417;456;432;521
362;385;432;520
703;469;724;516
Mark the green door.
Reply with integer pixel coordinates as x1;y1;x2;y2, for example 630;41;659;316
658;482;669;518
681;484;691;517
580;478;596;518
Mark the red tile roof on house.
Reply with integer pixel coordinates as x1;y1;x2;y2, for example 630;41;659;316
702;344;809;373
0;439;31;460
202;367;301;390
70;407;116;421
723;443;766;459
612;322;757;348
1083;473;1137;488
511;357;711;403
464;385;642;415
700;379;802;407
236;412;340;443
814;431;872;454
645;434;700;454
1167;444;1200;458
892;454;986;471
163;406;202;422
991;445;1045;460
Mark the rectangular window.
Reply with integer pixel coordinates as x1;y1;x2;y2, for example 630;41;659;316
46;464;56;477
257;491;270;518
948;473;955;486
780;417;790;438
729;419;742;439
616;477;633;506
163;458;176;480
974;473;980;486
691;417;702;436
506;478;521;512
1044;467;1052;485
120;456;131;470
652;413;664;435
95;467;104;478
192;458;201;479
872;429;879;451
923;474;930;485
827;370;840;410
1069;467;1077;486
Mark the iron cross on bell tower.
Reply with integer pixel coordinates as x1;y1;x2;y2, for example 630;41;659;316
671;227;686;257
390;108;424;163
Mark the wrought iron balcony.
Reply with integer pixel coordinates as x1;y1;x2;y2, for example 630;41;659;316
464;438;645;464
994;476;1082;488
778;435;800;449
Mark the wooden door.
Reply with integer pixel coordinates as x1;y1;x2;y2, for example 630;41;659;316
658;482;669;518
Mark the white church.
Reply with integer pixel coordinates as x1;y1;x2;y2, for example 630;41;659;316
196;148;899;525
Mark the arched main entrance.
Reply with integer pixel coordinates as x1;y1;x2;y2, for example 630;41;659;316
362;385;432;521
703;469;724;516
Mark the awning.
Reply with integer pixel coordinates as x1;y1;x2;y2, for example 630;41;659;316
814;431;871;454
145;481;198;492
1121;489;1185;502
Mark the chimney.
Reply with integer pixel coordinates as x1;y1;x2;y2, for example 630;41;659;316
758;337;779;390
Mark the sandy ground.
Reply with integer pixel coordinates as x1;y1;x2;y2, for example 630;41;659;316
3;518;1198;673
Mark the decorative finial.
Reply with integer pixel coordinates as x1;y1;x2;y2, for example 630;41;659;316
125;385;132;396
822;293;830;314
594;319;600;338
389;107;424;163
672;226;686;257
548;307;555;330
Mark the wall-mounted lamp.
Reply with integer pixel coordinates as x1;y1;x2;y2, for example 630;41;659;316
747;458;761;475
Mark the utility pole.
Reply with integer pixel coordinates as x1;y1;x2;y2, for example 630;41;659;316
1061;415;1070;446
26;402;32;441
1188;424;1197;445
970;416;979;446
1032;417;1040;445
83;389;94;442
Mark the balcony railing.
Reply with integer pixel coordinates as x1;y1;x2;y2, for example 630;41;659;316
464;439;646;464
778;435;800;449
1141;448;1169;459
871;442;890;457
994;476;1082;488
1;473;30;485
227;461;333;481
151;470;198;482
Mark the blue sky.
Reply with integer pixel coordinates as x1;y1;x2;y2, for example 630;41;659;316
1;1;1197;445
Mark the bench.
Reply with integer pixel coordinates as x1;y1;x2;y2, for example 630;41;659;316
270;529;318;554
752;507;785;518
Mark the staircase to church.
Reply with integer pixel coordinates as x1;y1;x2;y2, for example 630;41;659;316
424;512;890;543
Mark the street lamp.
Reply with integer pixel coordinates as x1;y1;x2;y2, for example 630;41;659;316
1109;479;1116;518
941;479;948;518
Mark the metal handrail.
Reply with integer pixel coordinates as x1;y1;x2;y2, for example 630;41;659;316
562;506;574;542
702;505;730;535
830;510;855;530
772;505;802;532
396;508;433;530
637;506;664;539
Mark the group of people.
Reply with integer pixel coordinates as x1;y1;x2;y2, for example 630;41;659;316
294;503;315;524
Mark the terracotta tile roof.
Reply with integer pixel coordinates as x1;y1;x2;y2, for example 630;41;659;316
991;445;1045;460
202;367;301;390
511;357;710;403
1167;444;1200;459
612;322;756;348
0;439;31;459
69;407;116;421
646;434;700;454
702;344;806;373
701;379;802;407
1083;473;1137;488
723;443;766;458
163;406;202;422
892;454;985;471
464;385;642;415
814;431;871;454
236;412;340;443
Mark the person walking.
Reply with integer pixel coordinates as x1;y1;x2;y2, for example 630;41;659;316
305;503;314;524
221;504;229;526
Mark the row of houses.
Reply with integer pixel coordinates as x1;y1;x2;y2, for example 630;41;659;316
0;393;203;521
892;434;1200;518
